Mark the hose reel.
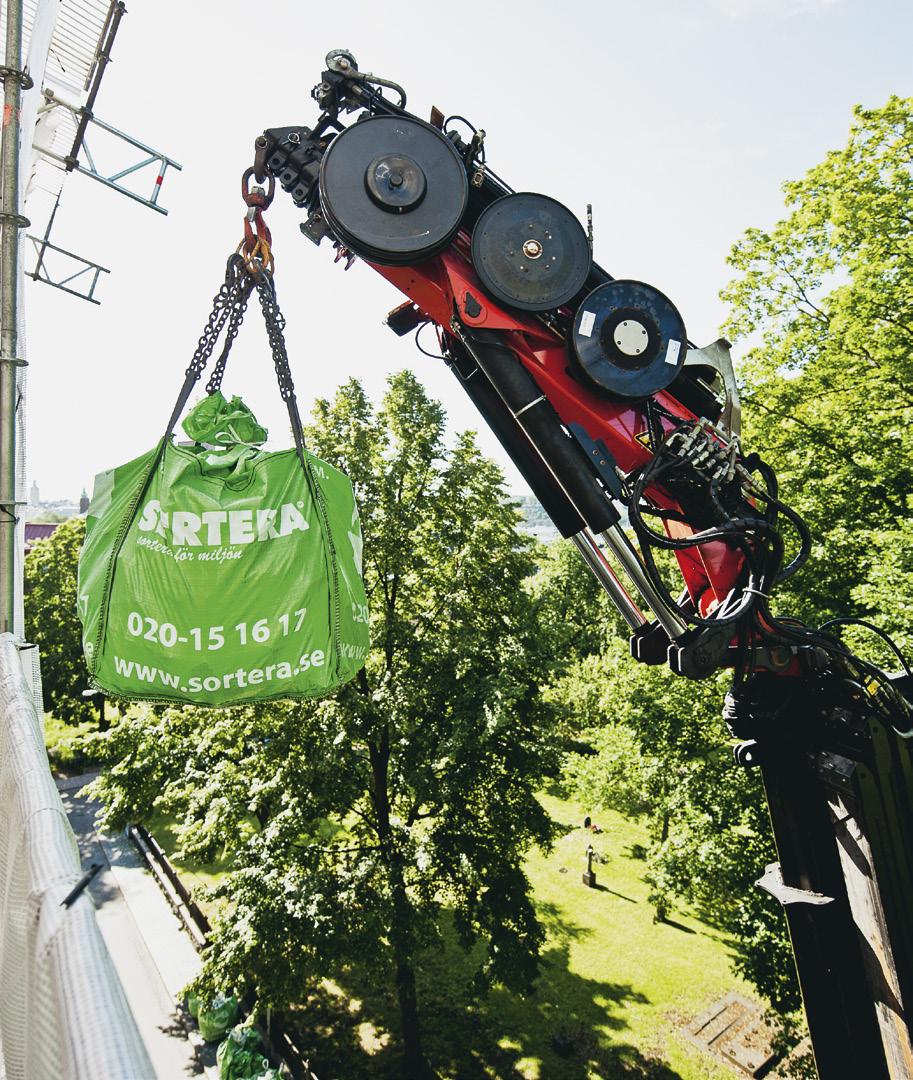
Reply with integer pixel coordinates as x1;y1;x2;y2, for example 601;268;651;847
571;280;687;400
318;115;468;265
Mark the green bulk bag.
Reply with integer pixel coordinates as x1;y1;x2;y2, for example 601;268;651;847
217;1025;269;1079
77;257;369;706
197;993;239;1043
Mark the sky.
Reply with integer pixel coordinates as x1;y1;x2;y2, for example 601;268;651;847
21;0;913;502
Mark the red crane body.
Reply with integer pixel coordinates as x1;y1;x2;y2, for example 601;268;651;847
374;250;744;617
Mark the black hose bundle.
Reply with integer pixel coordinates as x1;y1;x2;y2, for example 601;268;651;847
624;418;912;733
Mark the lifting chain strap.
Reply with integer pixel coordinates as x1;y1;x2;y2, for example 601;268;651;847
206;267;255;395
254;273;294;402
251;269;308;461
183;257;246;381
166;256;305;450
167;169;290;437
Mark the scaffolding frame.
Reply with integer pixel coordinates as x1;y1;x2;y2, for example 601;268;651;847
37;89;182;214
0;0;27;633
27;231;108;302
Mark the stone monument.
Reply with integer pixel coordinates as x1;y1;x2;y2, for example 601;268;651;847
582;843;597;888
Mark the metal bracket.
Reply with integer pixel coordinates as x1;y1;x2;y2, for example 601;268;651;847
567;422;625;500
0;65;33;90
36;92;182;214
0;499;25;524
27;234;110;305
0;212;29;228
300;211;330;246
757;862;834;906
683;338;741;437
667;623;732;680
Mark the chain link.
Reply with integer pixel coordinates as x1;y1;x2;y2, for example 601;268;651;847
252;272;296;402
185;255;248;381
172;247;305;457
181;254;299;408
206;271;256;394
246;268;340;669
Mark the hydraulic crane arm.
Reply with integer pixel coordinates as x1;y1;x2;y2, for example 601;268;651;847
253;49;808;684
248;51;913;1078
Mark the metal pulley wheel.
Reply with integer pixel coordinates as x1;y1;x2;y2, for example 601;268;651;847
571;280;687;400
318;115;469;265
470;193;592;312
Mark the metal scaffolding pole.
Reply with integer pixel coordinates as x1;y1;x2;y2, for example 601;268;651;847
0;0;26;633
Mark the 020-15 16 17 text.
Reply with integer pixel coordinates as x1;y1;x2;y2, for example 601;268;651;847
125;609;308;650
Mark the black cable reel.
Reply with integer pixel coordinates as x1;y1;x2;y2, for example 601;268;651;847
470;192;592;312
571;280;687;400
318;114;469;265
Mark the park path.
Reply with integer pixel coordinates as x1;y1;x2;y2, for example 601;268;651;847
56;772;217;1079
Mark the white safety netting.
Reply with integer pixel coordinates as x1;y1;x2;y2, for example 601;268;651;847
0;633;152;1079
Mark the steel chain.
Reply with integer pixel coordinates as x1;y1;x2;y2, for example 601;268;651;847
248;268;340;670
185;255;248;382
183;257;298;407
206;271;256;394
252;272;296;403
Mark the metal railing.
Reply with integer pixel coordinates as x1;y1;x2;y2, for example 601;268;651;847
128;822;321;1080
37;90;182;214
0;633;153;1079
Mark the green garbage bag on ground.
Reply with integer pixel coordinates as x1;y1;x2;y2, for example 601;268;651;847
216;1025;270;1079
77;393;369;706
197;993;239;1043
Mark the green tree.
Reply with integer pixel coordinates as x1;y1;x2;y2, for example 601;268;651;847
721;95;913;661
554;97;913;1015
706;94;913;1017
555;639;800;1010
552;95;913;1017
850;510;913;660
24;516;96;723
87;373;555;1078
528;538;624;670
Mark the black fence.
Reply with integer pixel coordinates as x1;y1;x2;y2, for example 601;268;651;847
129;824;210;946
128;822;318;1080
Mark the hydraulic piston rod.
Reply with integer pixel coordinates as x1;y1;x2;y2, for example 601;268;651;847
572;531;646;632
598;525;688;639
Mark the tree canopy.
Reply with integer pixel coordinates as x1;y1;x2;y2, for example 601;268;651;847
721;95;913;661
25;516;96;723
557;95;913;1016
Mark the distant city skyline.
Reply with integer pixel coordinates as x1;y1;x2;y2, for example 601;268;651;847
27;478;88;515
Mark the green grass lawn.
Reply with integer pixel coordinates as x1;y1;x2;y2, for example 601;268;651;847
43;713;101;775
506;793;750;1079
159;791;755;1079
398;792;751;1079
